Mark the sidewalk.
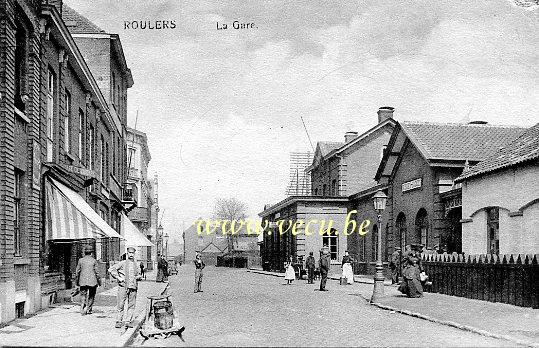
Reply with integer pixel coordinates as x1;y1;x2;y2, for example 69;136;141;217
0;270;168;347
248;267;539;348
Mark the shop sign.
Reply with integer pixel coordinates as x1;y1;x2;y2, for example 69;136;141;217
402;178;422;193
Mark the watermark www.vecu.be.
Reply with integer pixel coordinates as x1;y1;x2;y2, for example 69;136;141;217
193;210;371;237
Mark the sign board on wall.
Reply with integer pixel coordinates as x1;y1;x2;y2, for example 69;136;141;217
32;141;41;189
402;178;422;193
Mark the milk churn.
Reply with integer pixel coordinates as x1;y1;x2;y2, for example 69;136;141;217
153;300;174;330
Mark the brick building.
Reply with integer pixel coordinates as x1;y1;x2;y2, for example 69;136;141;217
375;121;526;261
260;107;395;274
456;123;539;255
0;0;134;323
126;127;155;269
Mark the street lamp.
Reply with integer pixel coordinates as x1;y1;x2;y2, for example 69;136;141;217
371;189;387;303
157;224;164;257
164;233;169;258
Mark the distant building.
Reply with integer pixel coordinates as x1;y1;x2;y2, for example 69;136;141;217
456;123;539;255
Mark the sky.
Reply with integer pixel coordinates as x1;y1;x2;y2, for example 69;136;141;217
64;0;538;244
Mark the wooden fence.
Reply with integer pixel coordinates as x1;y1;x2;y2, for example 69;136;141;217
421;253;539;309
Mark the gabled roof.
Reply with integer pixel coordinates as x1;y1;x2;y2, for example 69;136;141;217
456;123;539;181
376;121;526;180
400;121;526;162
62;5;106;34
318;142;344;157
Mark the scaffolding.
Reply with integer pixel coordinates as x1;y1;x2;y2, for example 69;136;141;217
285;152;313;196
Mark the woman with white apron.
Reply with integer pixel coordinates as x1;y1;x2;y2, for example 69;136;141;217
284;256;295;285
341;250;354;284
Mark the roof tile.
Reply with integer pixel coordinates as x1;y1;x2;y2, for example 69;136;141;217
62;4;105;34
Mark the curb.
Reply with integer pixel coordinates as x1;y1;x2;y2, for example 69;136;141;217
123;282;170;347
247;268;393;286
360;294;539;348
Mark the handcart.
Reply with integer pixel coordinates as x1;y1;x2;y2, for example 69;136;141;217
139;294;185;340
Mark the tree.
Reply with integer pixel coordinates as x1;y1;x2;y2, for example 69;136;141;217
213;198;248;252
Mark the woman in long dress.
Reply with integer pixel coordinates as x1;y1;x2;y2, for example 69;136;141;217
341;250;354;284
284;256;295;285
398;246;423;297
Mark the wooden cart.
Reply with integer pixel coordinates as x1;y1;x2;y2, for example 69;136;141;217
139;295;185;340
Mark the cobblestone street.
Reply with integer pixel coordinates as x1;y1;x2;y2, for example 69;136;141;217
132;265;513;347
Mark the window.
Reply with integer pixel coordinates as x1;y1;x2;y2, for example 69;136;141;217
331;179;337;196
14;21;27;112
381;144;388;161
396;212;407;251
105;142;110;185
89;125;94;170
100;136;104;181
359;235;366;261
128;147;136;169
322;184;327;196
14;169;24;256
112;137;116;177
322;229;338;260
415;209;428;247
371;225;378;261
78;109;84;160
64;90;71;152
46;68;55;162
314;188;318;196
487;207;499;255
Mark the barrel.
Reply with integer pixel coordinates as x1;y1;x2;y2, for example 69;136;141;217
153;301;174;330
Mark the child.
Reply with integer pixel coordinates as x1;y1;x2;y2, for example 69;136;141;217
284;256;295;285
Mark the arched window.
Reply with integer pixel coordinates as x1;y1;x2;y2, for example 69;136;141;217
371;224;378;262
415;209;428;247
322;229;338;260
486;207;499;255
396;212;407;251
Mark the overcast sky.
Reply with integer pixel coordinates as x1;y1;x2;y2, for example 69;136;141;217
65;0;538;243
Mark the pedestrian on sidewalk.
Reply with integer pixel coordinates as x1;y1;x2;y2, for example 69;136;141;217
341;250;354;285
139;262;146;280
75;246;101;315
305;252;316;284
194;252;205;293
156;254;167;282
319;246;330;291
389;247;401;284
108;246;142;328
398;245;423;298
284;255;295;285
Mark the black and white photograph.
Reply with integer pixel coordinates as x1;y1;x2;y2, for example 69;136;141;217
0;0;538;346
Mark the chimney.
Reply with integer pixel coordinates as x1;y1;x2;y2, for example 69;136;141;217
377;106;394;123
344;131;358;144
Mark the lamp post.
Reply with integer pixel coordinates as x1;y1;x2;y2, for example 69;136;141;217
371;189;387;303
164;233;169;259
157;224;164;259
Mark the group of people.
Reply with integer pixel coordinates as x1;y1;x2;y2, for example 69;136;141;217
284;246;353;291
389;244;427;298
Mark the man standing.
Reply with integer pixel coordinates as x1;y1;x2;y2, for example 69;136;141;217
108;246;142;328
139;262;146;280
156;254;167;282
389;247;401;284
75;246;101;315
319;247;330;291
305;252;316;284
193;252;205;293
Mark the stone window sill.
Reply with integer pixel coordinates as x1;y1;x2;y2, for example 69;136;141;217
14;257;31;265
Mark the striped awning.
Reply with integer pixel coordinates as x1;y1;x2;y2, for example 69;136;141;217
121;213;154;248
45;177;123;240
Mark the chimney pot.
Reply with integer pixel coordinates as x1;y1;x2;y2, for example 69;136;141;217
377;106;394;123
345;131;358;144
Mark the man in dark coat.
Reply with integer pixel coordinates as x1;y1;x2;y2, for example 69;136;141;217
319;247;330;291
389;247;401;284
75;246;101;315
156;254;167;282
305;252;316;284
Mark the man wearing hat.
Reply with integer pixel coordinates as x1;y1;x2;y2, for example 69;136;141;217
75;246;101;315
318;246;330;291
108;246;142;328
389;247;401;284
305;251;316;284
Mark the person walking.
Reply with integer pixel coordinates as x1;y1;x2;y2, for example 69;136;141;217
193;252;205;293
319;247;330;291
389;247;401;284
108;246;142;328
139;262;146;280
75;246;101;315
284;255;295;285
156;254;167;282
305;252;316;284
